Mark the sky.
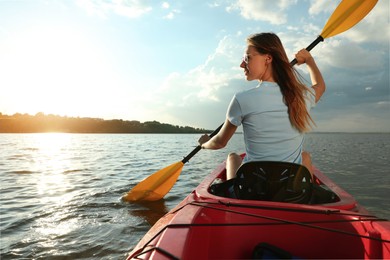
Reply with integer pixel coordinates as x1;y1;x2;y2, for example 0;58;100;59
0;0;389;132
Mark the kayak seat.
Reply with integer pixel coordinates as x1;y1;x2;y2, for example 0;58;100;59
252;242;299;259
310;184;339;204
234;161;313;204
209;178;237;198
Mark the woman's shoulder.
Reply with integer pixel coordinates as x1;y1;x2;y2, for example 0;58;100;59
237;82;279;95
236;83;264;95
234;87;258;101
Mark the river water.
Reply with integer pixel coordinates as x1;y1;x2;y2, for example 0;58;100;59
1;133;389;259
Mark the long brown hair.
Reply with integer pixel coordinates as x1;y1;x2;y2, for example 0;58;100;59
247;32;315;133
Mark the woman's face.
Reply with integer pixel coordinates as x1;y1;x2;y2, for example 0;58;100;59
240;45;271;81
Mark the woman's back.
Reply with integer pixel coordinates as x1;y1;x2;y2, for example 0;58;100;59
228;81;315;164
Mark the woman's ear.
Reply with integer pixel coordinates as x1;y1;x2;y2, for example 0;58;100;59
265;55;272;64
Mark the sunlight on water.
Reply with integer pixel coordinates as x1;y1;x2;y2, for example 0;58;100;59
28;133;72;192
34;212;79;237
33;132;71;150
28;134;81;250
33;133;72;166
36;172;69;196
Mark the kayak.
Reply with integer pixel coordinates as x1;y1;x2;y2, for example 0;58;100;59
127;159;390;259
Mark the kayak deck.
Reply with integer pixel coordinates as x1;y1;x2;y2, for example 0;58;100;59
128;161;390;259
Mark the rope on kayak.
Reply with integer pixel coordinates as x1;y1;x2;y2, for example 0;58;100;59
188;201;390;243
170;196;381;219
131;243;180;260
219;200;341;215
216;200;382;218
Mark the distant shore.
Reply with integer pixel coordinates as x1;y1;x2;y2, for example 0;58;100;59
1;113;388;134
0;113;210;134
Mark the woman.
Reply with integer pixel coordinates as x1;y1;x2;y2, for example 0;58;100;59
198;32;325;180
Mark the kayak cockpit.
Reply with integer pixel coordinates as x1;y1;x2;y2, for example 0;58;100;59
208;161;338;205
196;160;362;212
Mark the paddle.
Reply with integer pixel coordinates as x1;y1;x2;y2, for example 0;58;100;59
290;0;378;65
123;124;223;201
123;0;378;202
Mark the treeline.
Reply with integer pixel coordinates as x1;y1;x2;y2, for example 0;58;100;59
0;113;209;134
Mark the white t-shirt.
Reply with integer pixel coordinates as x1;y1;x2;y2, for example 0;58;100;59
226;81;316;164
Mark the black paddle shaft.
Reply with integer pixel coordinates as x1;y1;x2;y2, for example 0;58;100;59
181;123;223;164
290;35;324;66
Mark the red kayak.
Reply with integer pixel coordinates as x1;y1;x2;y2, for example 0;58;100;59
127;160;390;259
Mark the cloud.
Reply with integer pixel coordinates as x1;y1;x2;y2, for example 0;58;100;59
163;9;181;20
320;42;383;71
162;2;170;9
159;34;243;100
314;103;390;132
228;0;297;25
160;1;180;20
148;34;252;127
308;0;337;16
76;0;152;19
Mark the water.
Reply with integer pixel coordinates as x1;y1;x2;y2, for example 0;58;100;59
0;133;389;259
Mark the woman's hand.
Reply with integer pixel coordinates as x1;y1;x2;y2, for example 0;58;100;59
295;49;314;65
198;119;237;150
198;134;211;147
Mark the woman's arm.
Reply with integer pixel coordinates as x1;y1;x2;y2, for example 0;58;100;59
198;118;237;150
295;49;326;103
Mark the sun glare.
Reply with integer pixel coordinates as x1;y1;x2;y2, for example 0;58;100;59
1;24;116;117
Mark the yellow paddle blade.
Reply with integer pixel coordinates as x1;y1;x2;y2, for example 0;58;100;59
123;161;184;202
321;0;378;39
